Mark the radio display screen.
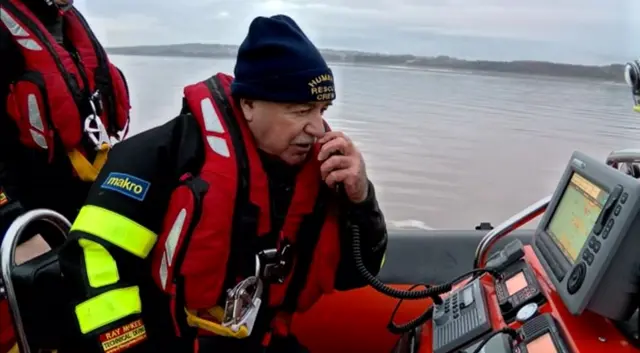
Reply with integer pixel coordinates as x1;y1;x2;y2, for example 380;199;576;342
526;333;557;353
505;271;527;295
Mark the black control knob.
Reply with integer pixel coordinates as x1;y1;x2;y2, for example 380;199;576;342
567;262;587;295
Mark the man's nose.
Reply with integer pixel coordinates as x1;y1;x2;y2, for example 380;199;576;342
303;108;325;136
304;118;325;138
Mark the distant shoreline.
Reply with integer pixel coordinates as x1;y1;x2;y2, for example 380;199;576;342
106;43;625;83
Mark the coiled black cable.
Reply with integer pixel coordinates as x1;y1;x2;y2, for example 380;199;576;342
350;220;501;334
386;283;438;335
351;224;499;300
338;179;498;334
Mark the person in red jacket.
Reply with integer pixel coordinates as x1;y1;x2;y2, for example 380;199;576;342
57;14;387;353
0;0;131;352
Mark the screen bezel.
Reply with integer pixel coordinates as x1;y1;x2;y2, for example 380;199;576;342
536;169;611;277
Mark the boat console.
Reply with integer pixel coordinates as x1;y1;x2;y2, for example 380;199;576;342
2;151;640;353
396;150;640;353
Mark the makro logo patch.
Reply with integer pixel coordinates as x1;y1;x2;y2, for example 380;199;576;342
101;172;150;201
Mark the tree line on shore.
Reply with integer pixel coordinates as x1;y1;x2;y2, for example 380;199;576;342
106;43;625;82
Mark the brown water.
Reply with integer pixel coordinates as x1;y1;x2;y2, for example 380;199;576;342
111;55;639;230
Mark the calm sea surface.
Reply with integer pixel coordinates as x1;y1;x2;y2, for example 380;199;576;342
110;55;639;230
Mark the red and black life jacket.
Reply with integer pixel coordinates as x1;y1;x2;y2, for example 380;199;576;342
150;73;342;340
1;1;131;181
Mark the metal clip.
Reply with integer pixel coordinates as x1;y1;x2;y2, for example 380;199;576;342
258;244;293;284
221;255;263;336
83;91;110;150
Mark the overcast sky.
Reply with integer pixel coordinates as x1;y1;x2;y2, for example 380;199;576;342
74;0;637;65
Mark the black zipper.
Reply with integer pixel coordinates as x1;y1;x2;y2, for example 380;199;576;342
70;8;118;133
4;2;83;109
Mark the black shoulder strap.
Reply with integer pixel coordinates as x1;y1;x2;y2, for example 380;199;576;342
68;8;120;135
205;76;259;297
279;185;332;313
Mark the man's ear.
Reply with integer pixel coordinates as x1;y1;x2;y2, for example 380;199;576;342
239;98;255;122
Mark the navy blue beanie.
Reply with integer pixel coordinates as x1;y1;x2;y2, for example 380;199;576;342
231;15;336;103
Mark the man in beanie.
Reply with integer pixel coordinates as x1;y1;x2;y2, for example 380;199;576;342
48;14;387;353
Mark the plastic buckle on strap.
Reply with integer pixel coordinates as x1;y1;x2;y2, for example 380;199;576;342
184;307;251;339
221;255;263;336
258;244;293;284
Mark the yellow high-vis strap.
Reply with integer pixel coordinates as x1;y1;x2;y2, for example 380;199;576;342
79;238;119;288
184;307;249;339
67;143;110;182
71;205;157;259
380;253;386;270
75;286;142;334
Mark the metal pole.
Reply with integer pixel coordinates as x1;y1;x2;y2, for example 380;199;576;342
0;209;70;353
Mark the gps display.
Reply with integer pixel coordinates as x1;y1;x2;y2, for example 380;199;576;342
546;173;609;262
533;151;640;321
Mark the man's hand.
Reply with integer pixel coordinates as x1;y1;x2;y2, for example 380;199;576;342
317;131;369;203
